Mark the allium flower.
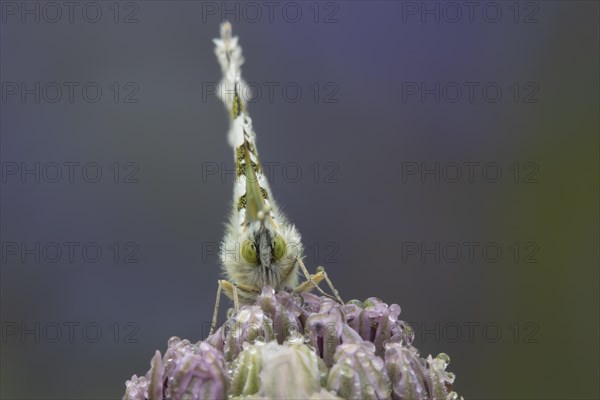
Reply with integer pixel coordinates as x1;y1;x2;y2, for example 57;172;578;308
124;287;462;399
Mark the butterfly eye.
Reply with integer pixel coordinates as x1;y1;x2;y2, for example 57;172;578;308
273;235;287;261
241;240;259;264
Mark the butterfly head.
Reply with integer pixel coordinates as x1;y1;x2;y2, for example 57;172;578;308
235;206;302;285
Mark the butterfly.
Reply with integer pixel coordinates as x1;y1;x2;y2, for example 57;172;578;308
210;22;341;334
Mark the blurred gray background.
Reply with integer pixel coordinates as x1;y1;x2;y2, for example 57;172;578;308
1;1;598;399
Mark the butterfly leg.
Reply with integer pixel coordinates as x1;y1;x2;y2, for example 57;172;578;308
315;265;343;304
219;279;261;306
210;280;224;336
211;279;261;335
294;257;343;303
293;269;325;293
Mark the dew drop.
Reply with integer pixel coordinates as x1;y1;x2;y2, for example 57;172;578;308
293;293;305;307
447;391;459;400
436;353;450;365
226;308;236;319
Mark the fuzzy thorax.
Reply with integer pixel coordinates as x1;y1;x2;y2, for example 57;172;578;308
220;218;303;299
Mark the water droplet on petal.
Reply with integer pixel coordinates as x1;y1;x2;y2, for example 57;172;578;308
226;307;236;319
437;353;450;365
447;391;459;400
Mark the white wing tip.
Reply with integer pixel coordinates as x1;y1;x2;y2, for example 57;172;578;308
220;21;232;41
